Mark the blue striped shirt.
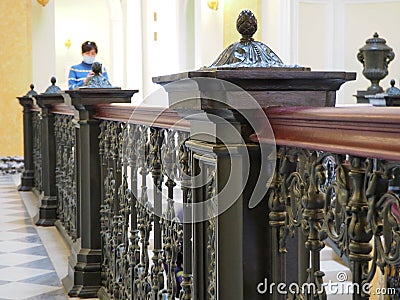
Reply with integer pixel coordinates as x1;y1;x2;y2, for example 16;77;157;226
68;62;109;90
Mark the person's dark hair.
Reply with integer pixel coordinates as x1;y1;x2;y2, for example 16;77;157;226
81;41;98;54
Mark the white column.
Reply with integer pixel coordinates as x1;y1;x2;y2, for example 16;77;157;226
107;0;124;87
177;0;195;71
140;0;157;99
32;0;56;92
122;0;143;102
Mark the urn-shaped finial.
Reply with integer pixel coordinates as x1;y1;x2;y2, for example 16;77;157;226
357;33;395;94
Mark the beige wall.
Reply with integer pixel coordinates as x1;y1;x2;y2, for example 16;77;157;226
292;0;400;104
0;0;32;156
343;2;400;104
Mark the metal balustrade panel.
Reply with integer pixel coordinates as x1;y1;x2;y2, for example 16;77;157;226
98;121;192;300
54;114;78;241
32;111;42;193
269;146;400;300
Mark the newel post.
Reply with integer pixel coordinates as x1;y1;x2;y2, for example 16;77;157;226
17;84;37;191
32;77;64;226
153;9;355;300
64;88;137;298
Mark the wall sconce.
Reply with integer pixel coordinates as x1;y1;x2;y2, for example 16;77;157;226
64;39;72;49
37;0;50;6
208;0;219;11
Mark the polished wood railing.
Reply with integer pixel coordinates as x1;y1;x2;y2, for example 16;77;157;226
17;88;400;299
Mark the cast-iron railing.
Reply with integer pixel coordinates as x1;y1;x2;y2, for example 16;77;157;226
18;94;400;300
54;112;79;241
257;106;400;300
32;109;42;194
94;105;193;300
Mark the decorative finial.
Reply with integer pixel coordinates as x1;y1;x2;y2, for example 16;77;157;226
237;10;257;42
82;62;113;88
206;10;301;68
357;33;395;94
25;84;38;97
386;79;400;96
44;76;61;94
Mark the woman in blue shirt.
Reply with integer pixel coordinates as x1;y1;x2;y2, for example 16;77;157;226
68;41;109;90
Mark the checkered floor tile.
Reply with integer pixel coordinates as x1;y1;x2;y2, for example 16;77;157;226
0;175;65;300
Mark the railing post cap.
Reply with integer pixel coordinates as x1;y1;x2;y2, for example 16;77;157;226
43;77;62;94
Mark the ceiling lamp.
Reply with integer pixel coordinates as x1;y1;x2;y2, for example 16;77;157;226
37;0;49;7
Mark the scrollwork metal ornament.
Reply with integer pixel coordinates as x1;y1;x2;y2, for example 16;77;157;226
32;111;42;192
360;160;400;298
278;148;331;299
273;147;400;299
268;149;287;253
147;127;165;300
159;129;185;299
178;132;192;300
54;114;77;240
206;168;217;300
133;125;154;299
98;121;192;299
321;155;350;258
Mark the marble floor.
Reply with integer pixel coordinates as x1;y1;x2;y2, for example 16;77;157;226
0;175;98;300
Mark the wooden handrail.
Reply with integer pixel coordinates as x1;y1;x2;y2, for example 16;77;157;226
50;103;74;116
252;106;400;161
48;101;400;160
48;103;190;131
93;104;190;131
30;104;41;112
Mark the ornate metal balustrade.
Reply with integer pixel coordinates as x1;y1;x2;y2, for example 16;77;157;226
32;109;42;194
268;148;400;299
54;113;78;241
97;117;192;300
258;106;400;300
18;89;400;300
